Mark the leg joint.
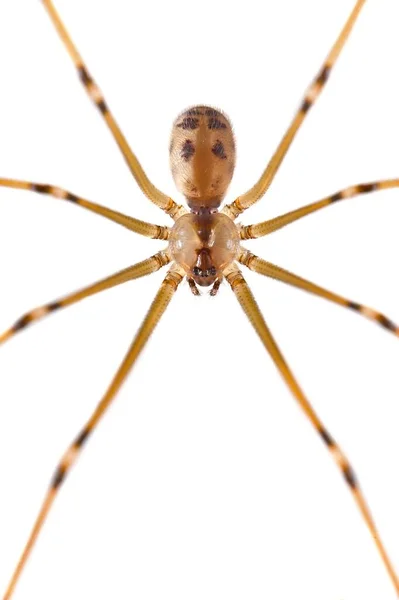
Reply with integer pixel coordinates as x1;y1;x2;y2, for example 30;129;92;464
154;225;170;240
153;251;170;270
240;224;255;240
225;271;245;290
238;248;256;269
164;270;184;290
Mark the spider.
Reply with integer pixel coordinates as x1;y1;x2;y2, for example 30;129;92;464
1;0;399;597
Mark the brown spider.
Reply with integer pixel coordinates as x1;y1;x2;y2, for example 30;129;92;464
1;0;399;597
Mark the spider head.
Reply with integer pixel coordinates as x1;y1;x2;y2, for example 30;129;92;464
169;105;236;212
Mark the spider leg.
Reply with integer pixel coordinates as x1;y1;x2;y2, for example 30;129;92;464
2;265;184;600
224;263;399;595
240;179;399;238
0;178;170;239
223;0;366;220
0;251;170;345
40;0;183;219
238;248;399;337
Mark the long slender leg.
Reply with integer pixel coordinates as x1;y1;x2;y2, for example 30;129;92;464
0;178;170;239
2;265;184;600
240;179;399;239
0;251;170;345
224;264;399;594
239;248;399;337
40;0;183;219
223;0;366;220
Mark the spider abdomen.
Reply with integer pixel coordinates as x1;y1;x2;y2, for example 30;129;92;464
169;212;240;286
169;106;236;212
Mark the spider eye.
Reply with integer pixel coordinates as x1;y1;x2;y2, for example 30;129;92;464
209;266;217;276
193;266;201;276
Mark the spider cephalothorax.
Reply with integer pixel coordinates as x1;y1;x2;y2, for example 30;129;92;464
169;106;238;293
169;211;240;290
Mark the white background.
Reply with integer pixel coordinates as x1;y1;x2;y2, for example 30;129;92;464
0;0;399;598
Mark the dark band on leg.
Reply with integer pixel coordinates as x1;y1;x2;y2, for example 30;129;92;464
316;65;331;85
300;99;312;113
13;315;33;332
377;314;397;332
343;464;357;489
358;182;378;193
347;301;361;311
97;99;109;115
77;65;92;86
51;465;67;490
47;301;62;312
31;183;52;195
74;427;91;448
66;192;79;203
330;191;343;203
319;427;335;447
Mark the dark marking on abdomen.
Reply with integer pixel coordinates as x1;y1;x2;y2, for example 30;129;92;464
208;118;226;130
185;108;204;116
212;140;227;159
181;139;195;161
176;117;199;130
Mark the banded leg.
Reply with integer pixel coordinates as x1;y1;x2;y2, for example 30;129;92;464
223;0;366;219
225;264;399;594
2;265;184;600
239;248;399;337
240;179;399;239
0;251;170;344
0;178;170;239
40;0;183;219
